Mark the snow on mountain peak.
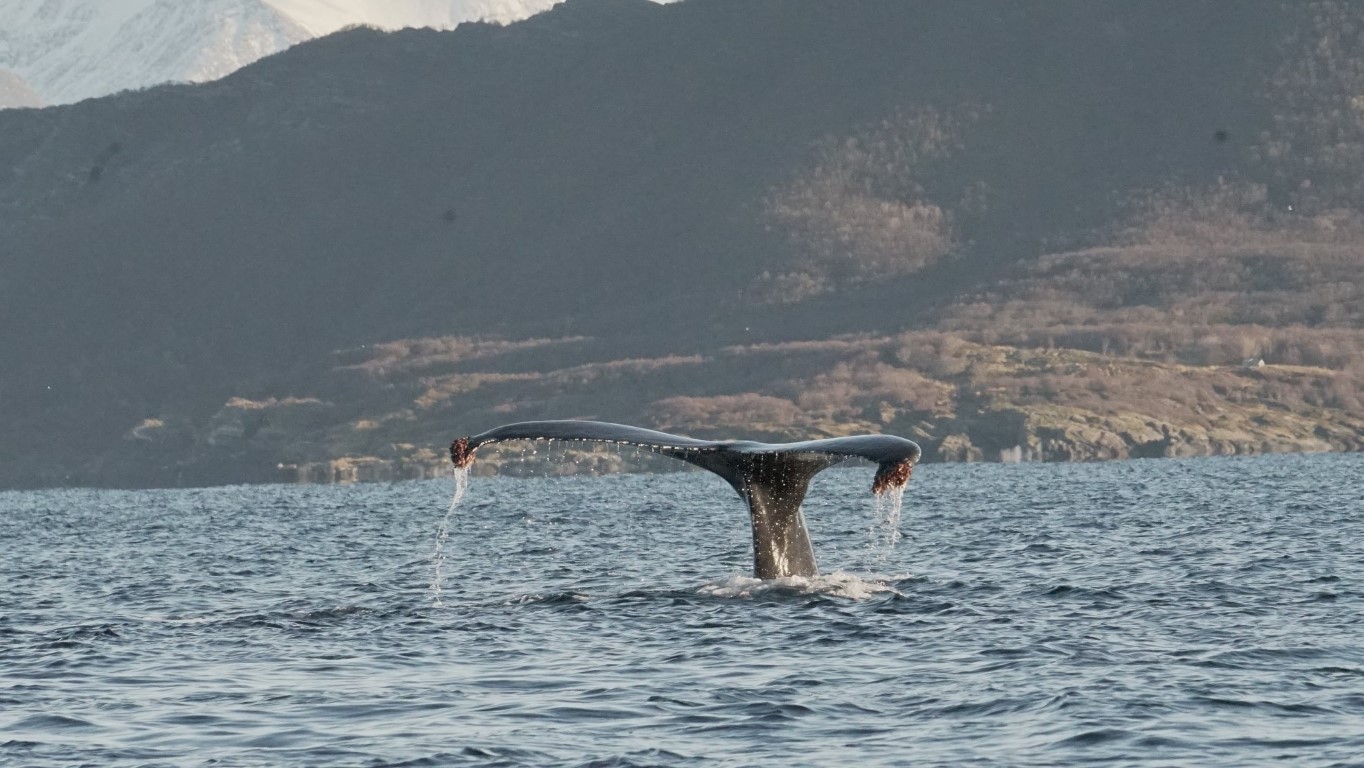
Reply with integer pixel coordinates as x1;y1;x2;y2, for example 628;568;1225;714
0;68;44;108
0;0;568;106
264;0;562;36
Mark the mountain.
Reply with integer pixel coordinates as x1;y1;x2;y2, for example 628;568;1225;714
0;0;311;105
0;0;563;105
0;68;43;108
0;0;1361;489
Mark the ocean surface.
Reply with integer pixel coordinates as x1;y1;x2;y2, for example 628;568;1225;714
3;452;1363;767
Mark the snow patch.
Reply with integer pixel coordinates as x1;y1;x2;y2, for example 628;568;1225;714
264;0;564;36
0;0;310;104
0;68;44;108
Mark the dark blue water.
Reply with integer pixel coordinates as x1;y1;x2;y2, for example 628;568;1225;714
3;453;1363;767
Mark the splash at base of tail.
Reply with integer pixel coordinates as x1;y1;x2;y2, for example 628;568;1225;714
448;420;922;580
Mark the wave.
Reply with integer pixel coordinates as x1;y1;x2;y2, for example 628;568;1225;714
438;571;906;606
696;570;903;600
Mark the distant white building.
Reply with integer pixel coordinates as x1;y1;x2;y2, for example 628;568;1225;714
1242;357;1266;369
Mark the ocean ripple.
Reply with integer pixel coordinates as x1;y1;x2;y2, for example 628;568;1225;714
2;453;1363;766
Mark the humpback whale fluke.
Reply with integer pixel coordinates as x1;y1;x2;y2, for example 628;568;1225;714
449;420;922;580
452;422;922;581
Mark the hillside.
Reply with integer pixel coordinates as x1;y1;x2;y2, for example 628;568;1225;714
1;0;1361;488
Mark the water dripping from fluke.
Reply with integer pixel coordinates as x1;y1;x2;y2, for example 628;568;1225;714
430;465;469;607
444;420;922;580
869;484;907;562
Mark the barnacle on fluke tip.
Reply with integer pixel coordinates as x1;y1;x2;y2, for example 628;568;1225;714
872;459;914;495
448;437;473;469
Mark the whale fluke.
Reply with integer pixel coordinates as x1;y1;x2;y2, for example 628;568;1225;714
449;420;921;579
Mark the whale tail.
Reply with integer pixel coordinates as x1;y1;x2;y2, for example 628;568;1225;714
699;451;829;579
450;420;920;579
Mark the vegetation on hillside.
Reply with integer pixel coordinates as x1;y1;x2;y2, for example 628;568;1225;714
757;109;973;302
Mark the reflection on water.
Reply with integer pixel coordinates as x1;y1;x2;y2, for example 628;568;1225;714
2;453;1363;767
